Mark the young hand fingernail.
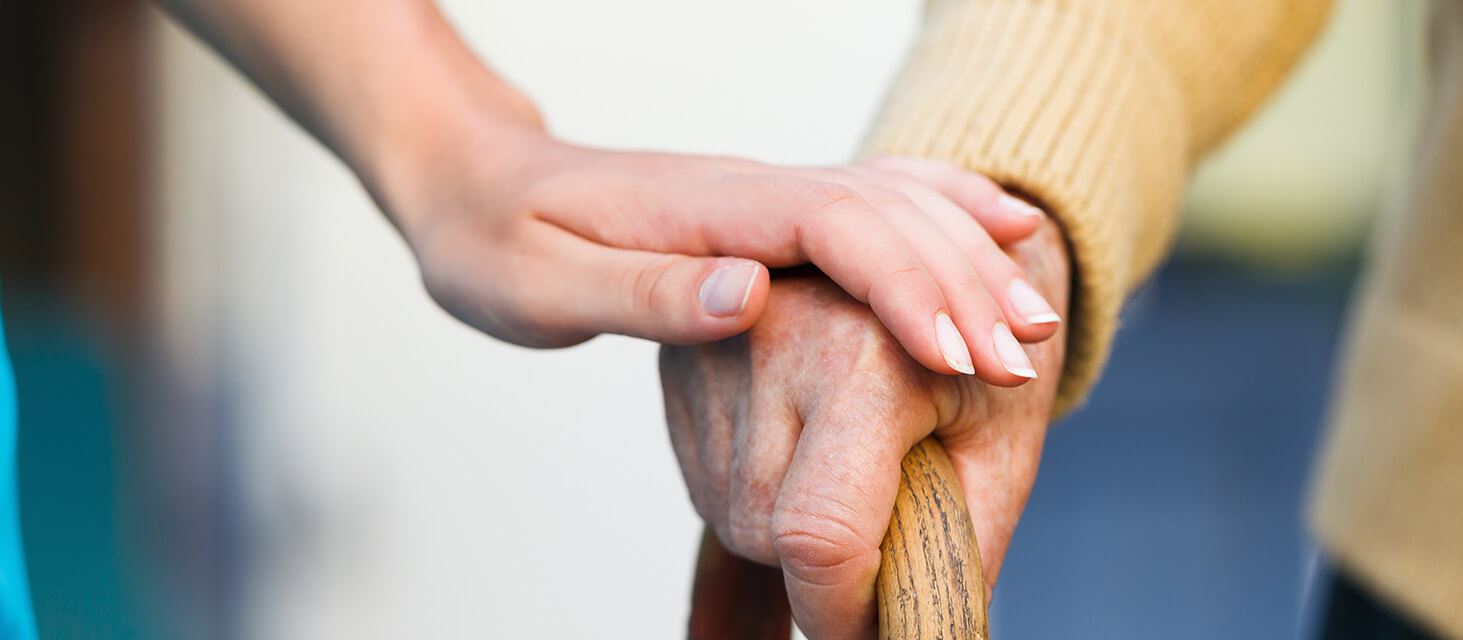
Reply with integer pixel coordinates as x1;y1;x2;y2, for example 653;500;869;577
935;311;975;375
997;194;1043;218
993;322;1037;379
699;262;759;317
1008;279;1061;326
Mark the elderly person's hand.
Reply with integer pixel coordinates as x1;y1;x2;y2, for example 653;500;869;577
661;218;1069;639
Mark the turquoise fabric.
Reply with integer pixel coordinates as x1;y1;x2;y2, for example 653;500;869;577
0;309;37;639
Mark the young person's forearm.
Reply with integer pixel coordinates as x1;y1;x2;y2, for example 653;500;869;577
160;0;541;186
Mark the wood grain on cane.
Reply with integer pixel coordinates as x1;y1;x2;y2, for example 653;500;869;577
877;437;989;640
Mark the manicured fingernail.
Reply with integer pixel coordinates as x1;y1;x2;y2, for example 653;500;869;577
992;322;1037;379
934;312;975;375
997;194;1043;218
699;262;758;317
1008;279;1061;325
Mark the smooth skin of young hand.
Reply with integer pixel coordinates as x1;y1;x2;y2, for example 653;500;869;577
661;219;1070;639
160;0;1062;383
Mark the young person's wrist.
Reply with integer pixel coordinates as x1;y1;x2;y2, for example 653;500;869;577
350;45;552;247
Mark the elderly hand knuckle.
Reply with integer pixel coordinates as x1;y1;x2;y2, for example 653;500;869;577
725;515;774;564
771;508;875;584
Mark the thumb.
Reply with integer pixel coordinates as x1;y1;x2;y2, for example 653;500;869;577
771;385;934;640
941;429;1047;590
547;237;770;344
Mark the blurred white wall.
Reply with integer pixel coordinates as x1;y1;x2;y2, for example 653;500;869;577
152;2;917;638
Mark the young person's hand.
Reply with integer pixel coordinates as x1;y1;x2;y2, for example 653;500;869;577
382;124;1060;383
162;0;1059;382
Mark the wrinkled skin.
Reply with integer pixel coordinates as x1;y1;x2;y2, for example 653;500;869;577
661;220;1069;639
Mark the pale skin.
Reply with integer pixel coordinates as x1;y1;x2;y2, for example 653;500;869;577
158;0;1075;637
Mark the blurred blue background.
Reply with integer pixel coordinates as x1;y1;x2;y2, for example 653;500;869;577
993;257;1357;638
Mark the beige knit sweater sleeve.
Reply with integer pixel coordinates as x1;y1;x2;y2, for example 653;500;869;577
864;0;1333;413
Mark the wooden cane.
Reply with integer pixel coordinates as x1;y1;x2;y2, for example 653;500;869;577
878;437;989;639
688;436;988;639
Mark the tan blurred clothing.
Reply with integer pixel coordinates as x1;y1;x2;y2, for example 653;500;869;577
864;0;1463;635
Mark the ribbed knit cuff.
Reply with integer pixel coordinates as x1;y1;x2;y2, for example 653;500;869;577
862;0;1192;415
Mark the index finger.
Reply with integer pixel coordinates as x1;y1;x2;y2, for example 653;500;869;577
771;379;938;639
861;156;1045;245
